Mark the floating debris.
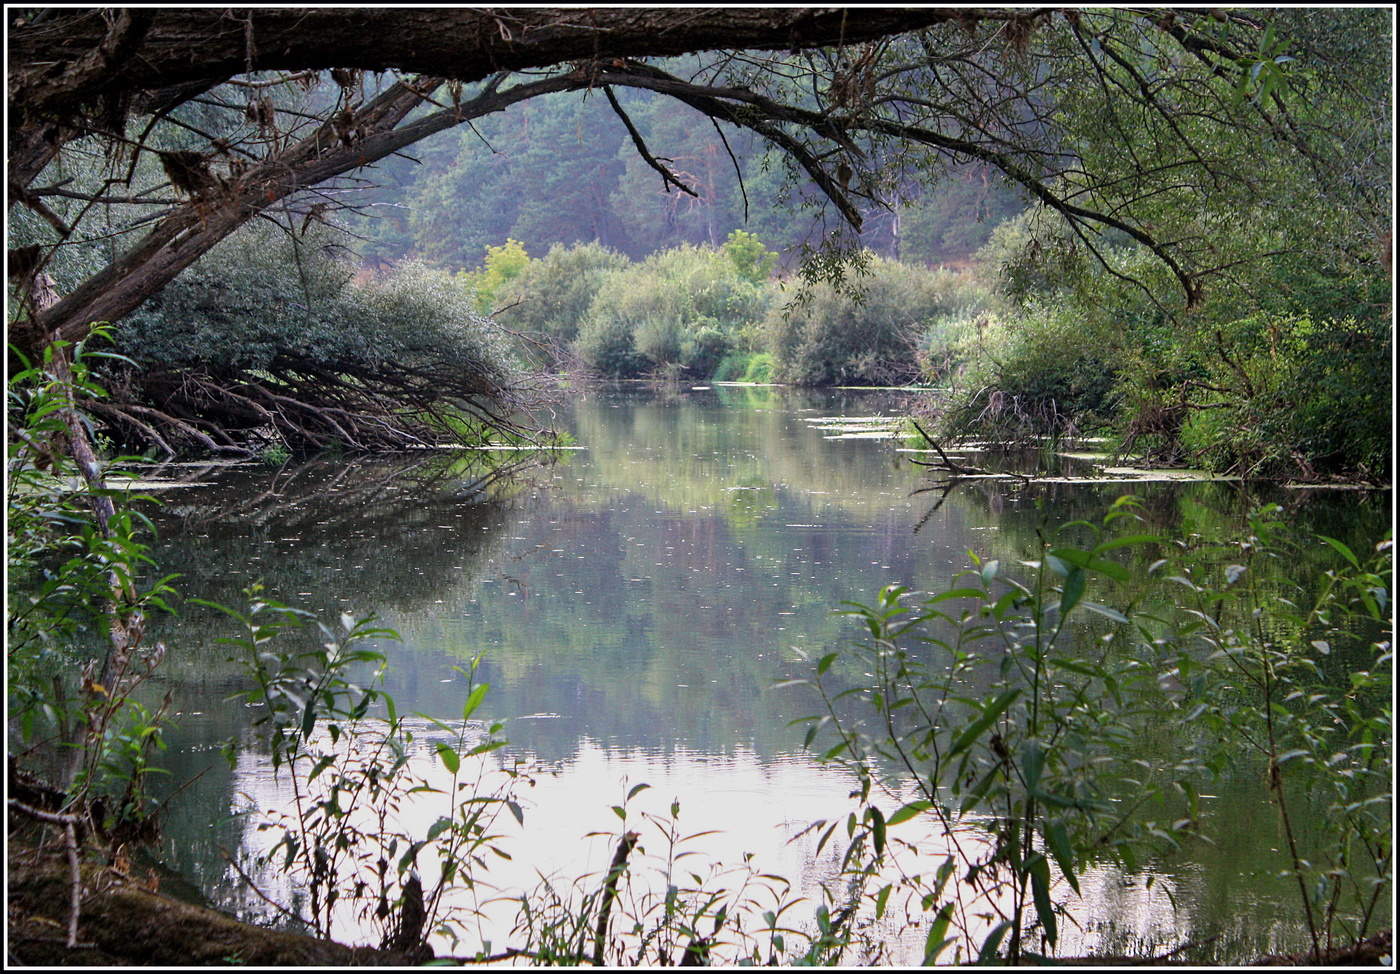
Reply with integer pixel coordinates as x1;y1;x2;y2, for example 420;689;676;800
1099;467;1239;481
804;415;902;424
105;479;218;490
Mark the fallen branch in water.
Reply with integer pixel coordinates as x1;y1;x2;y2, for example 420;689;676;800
908;420;983;474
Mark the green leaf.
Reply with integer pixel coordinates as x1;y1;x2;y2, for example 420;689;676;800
1060;566;1086;617
435;741;460;775
627;782;651;801
868;806;886;856
886;800;932;826
1021;738;1045;792
977;921;1012;964
1078;601;1129;624
922;903;955;965
1317;535;1360;568
462;682;490;720
1092;533;1159;553
874;884;892;920
947;689;1021;759
1044;819;1079;895
1048;547;1128;582
1028;853;1057;945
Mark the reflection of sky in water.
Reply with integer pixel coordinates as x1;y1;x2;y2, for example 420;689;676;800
226;728;1202;963
146;386;1383;960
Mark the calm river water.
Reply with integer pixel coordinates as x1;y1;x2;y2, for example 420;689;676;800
138;384;1388;963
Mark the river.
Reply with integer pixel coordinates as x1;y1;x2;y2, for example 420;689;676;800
135;383;1389;963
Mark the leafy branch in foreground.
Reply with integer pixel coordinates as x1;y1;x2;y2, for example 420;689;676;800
206;589;522;958
785;496;1391;963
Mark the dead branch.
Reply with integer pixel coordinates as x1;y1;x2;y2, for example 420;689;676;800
603;85;698;198
9;800;85;948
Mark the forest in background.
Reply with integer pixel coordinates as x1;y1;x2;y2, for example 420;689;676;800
345;80;1025;270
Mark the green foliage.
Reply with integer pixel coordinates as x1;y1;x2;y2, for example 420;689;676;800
784;497;1391;962
575;245;771;378
721;230;778;284
110;224;523;454
119;225;514;380
212;589;520;950
574;308;647;378
346;80;1029;272
767;255;985;386
715;351;777;384
507;783;879;965
1169;313;1391;478
460;238;531;314
937;301;1121;440
789;497;1189;962
495;242;630;346
7;332;179;836
1167;507;1393;957
897;166;1025;264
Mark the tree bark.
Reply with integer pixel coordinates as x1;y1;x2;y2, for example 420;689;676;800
9;7;998;138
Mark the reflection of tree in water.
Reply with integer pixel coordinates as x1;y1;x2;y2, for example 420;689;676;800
146;451;546;622
137;451;545;906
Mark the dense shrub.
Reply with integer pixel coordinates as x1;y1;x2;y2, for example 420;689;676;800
722;229;779;284
1166;313;1391;478
937;302;1121;440
712;350;775;383
948;205;1391;478
120;227;514;379
456;238;531;314
109;225;523;453
766;256;986;386
575;244;771;377
494;241;629;345
575;310;647;378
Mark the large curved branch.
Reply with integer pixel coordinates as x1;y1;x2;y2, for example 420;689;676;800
26;73;587;351
9;7;1034;160
595;63;1203;305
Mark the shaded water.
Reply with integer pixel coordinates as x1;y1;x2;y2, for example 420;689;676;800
138;384;1388;962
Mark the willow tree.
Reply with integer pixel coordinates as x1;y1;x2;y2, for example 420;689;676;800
7;7;1390;450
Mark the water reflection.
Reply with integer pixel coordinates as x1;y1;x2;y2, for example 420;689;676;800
141;385;1388;962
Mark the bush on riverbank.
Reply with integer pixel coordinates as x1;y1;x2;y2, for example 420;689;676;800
575;241;772;378
923;207;1392;480
766;257;986;387
495;241;630;348
107;225;531;455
